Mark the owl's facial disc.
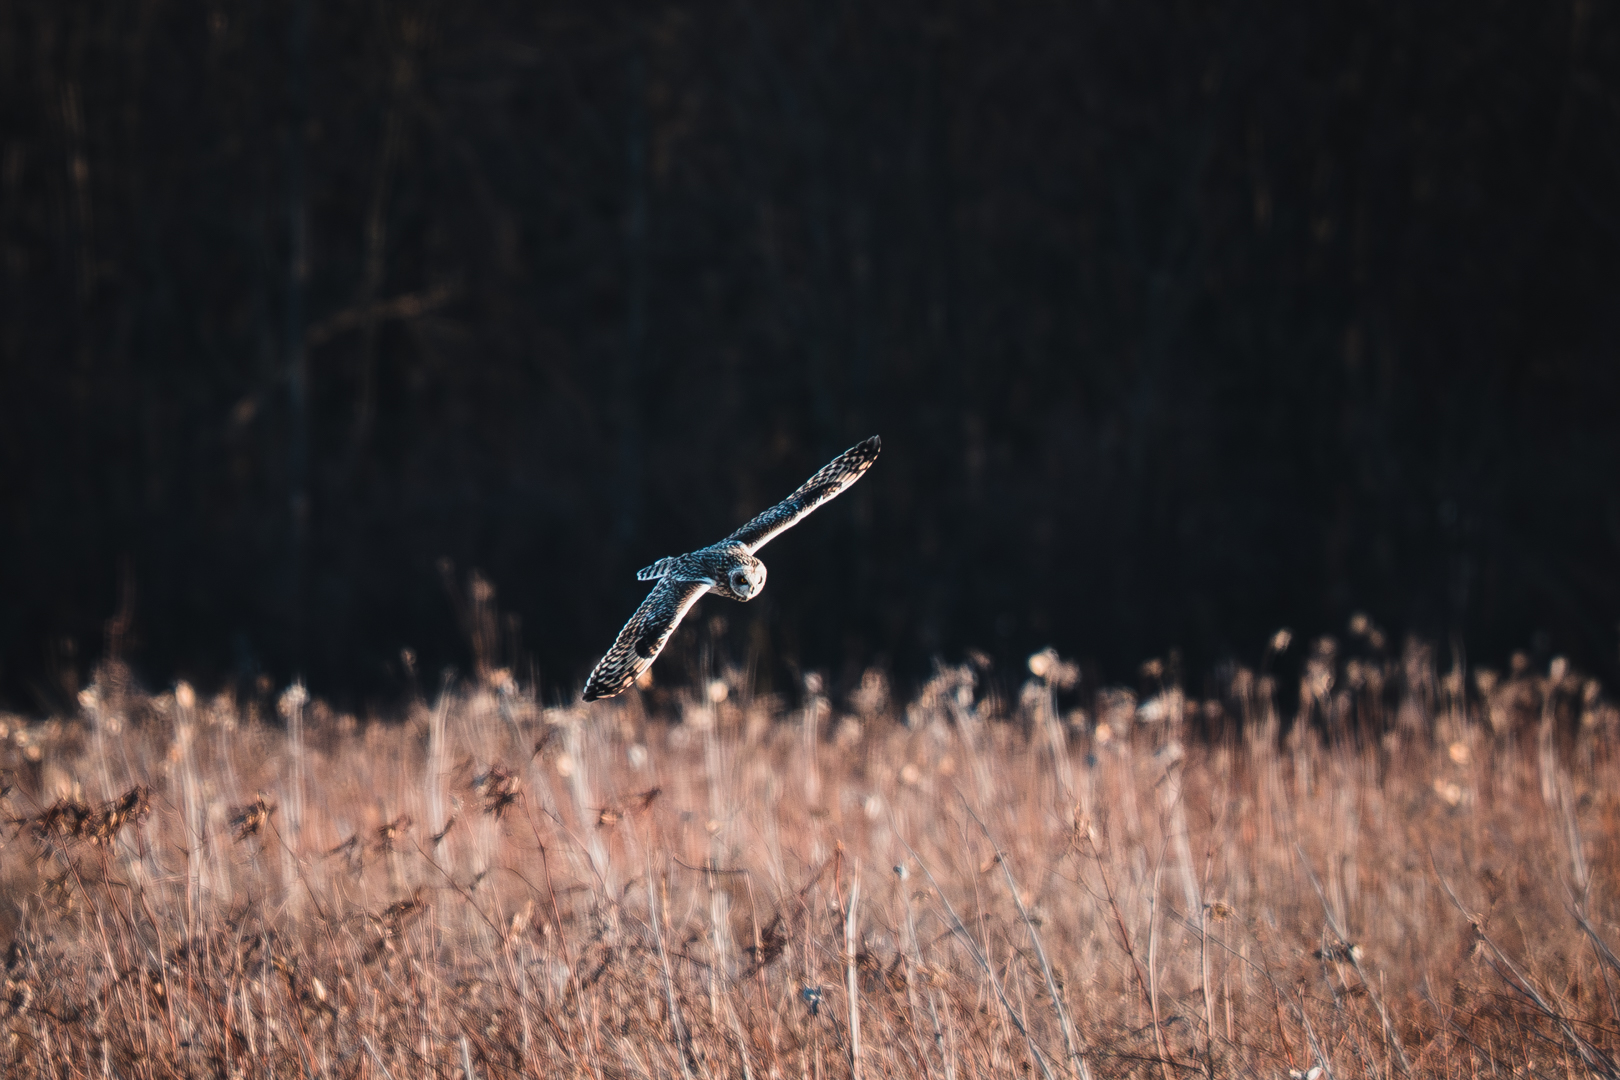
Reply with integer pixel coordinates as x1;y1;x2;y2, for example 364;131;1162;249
729;560;766;600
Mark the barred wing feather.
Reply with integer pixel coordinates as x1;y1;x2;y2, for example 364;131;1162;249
582;578;711;701
725;436;881;554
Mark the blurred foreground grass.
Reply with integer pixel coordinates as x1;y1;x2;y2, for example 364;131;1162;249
1;641;1619;1080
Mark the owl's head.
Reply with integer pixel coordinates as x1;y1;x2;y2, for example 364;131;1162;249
727;557;767;601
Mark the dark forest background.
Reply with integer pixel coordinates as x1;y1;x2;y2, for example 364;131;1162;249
2;0;1618;711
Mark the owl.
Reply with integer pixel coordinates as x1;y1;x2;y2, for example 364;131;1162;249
582;436;881;701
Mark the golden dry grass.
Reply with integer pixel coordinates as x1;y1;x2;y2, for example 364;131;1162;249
1;646;1619;1080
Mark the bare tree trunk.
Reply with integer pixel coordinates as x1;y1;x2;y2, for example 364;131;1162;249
615;42;647;549
351;6;417;461
284;0;311;665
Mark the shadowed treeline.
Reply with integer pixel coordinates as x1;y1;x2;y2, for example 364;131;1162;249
1;0;1617;708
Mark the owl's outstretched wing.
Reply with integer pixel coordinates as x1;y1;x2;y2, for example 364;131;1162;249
725;436;881;554
582;577;711;701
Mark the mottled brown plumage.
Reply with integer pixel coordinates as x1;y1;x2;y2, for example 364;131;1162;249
583;436;880;701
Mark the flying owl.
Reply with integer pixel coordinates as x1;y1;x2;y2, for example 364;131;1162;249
582;436;881;701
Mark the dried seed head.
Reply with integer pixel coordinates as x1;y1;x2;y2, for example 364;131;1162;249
471;765;520;817
374;815;413;852
229;795;277;841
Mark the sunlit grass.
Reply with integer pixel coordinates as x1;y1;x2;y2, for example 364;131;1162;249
1;639;1617;1080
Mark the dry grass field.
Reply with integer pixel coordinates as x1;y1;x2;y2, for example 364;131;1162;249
2;637;1620;1080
